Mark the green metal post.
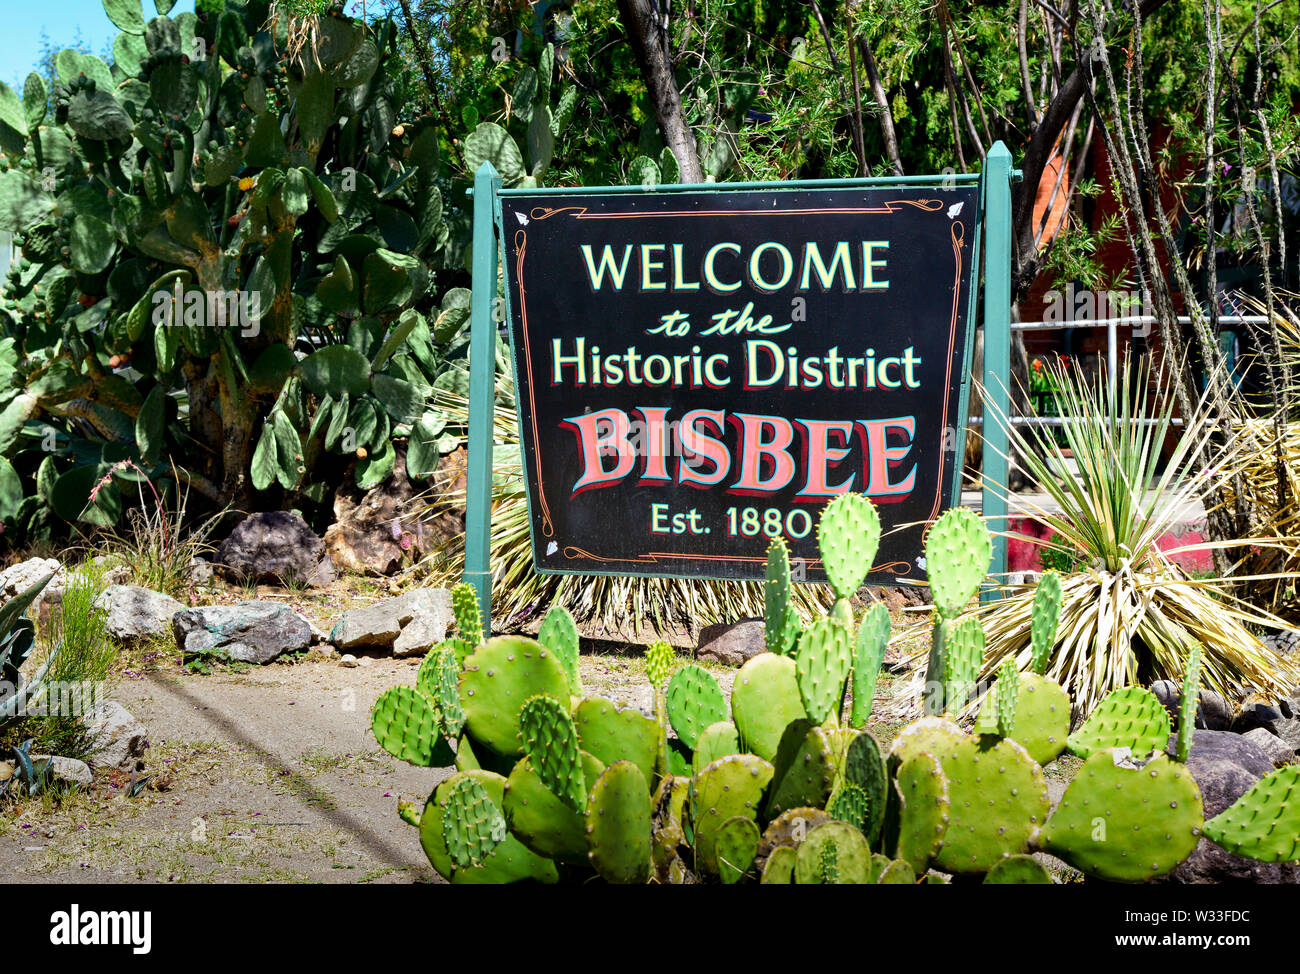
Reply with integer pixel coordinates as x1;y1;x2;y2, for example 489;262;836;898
465;162;501;631
981;142;1016;594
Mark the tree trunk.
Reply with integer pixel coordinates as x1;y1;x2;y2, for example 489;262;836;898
617;0;704;183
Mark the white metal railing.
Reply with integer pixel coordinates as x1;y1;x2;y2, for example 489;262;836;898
967;313;1275;428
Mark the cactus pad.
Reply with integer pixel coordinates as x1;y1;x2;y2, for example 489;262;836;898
817;492;881;599
441;775;508;868
760;844;797;884
503;751;605;864
1030;571;1062;674
538;605;581;692
731;653;807;760
693;720;740;768
417;646;465;738
843;731;888;846
795;617;853;724
894;750;950;874
765;537;799;655
1067;686;1171;760
924;507;991;617
436;636;477;665
1175;644;1202;763
851;603;891;726
651;774;691;879
758;807;831;868
716;815;760;884
1202;764;1300;862
889;716;966;768
666;664;728;749
371;685;452;767
460;636;572;757
766;719;836;817
876;859;916;884
828;780;871;831
574;696;660;785
1041;750;1203;882
977;672;1070;765
451;582;483;646
692;754;775;876
995;657;1019;738
943;616;984;714
794;821;872;884
931;736;1050;874
984;854;1052;884
644;640;676;687
585;761;652;883
518;693;586;812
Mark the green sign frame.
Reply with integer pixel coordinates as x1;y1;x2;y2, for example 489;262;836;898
463;142;1017;628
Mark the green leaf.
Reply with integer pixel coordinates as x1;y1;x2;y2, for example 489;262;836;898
69;214;118;274
0;458;21;520
371;373;423;425
462;122;525;186
272;410;302;489
0;82;27;137
406;410;448;478
372;309;421;370
356;436;395;489
300;345;371;398
552;87;577;137
303;169;338;222
104;0;147;34
282;167;310;216
527;105;554;177
512;67;538;122
22;74;46;130
251;421;278;491
136;385;165;464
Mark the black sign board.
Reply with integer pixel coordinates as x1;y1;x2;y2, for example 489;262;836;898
499;186;980;584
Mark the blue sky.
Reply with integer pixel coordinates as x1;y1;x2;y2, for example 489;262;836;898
2;0;195;89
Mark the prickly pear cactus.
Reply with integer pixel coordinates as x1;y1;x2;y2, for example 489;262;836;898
518;694;586;812
924;508;992;617
1066;686;1171;760
794;821;871;884
817;492;881;599
644;640;676;688
1030;571;1063;674
459;636;571;757
984;854;1052;884
851;603;890;727
795;617;853;724
666;664;728;750
1201;765;1300;862
441;776;509;868
828;780;870;832
585;761;652;884
715;815;761;884
538;606;581;693
416;646;465;738
995;657;1019;739
893;750;950;873
371;685;451;767
731;653;807;761
1041;750;1203;882
452;583;484;647
1175;643;1202;763
764;537;800;655
692;754;774;876
942;616;984;715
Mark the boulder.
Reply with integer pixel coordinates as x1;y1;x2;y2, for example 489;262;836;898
696;618;765;666
324;446;466;576
32;755;93;788
1241;727;1296;766
1161;729;1300;884
172;601;313;664
1150;679;1231;731
83;701;148;772
95;585;184;644
330;589;452;653
0;558;65;620
214;511;335;587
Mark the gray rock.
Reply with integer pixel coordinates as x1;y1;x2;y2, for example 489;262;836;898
696;618;765;666
172;601;312;664
83;701;148;772
1230;702;1284;735
1274;718;1300;754
1161;729;1300;884
0;557;64;603
32;755;93;788
95;585;184;644
330;589;452;652
214;511;335;587
392;615;440;657
1241;727;1296;765
1150;679;1231;730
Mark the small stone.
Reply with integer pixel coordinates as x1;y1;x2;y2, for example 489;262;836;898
1241;727;1296;766
338;654;359;668
31;755;92;788
83;701;148;772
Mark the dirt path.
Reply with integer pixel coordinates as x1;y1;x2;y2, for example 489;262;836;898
0;646;668;884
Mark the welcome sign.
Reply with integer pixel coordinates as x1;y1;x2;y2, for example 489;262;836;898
498;186;980;584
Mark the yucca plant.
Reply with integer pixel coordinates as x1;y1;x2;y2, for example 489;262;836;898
969;355;1298;714
410;367;835;634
